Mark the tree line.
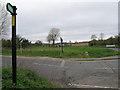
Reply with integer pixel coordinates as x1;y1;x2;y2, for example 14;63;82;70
89;33;120;47
2;35;31;49
2;32;120;48
2;27;60;49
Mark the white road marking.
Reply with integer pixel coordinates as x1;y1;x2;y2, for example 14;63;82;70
97;67;117;70
34;63;60;67
60;60;65;67
69;83;116;88
100;62;114;73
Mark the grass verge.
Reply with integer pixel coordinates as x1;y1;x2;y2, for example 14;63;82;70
2;46;119;59
2;68;60;89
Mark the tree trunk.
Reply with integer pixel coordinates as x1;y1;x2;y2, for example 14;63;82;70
53;39;55;46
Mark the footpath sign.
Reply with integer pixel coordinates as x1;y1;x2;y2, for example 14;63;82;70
6;3;17;84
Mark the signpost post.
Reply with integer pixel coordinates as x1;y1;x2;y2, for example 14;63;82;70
60;37;63;53
6;3;17;84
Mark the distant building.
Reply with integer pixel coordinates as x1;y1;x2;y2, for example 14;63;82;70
70;42;89;47
57;42;89;47
44;41;89;47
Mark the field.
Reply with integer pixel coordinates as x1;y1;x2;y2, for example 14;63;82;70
2;46;119;59
2;68;60;89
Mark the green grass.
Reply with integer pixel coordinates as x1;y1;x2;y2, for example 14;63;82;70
2;46;119;59
2;68;60;89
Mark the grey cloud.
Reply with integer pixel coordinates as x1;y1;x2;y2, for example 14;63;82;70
14;2;118;42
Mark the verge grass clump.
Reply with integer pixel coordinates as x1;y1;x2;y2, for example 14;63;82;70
2;68;60;89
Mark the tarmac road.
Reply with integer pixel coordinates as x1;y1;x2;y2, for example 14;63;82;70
107;48;120;52
2;55;119;88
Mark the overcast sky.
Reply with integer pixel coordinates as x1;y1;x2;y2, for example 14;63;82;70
1;0;118;43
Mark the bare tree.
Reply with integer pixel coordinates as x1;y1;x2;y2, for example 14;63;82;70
47;34;51;46
47;28;60;45
99;33;104;40
0;4;10;39
91;34;97;46
91;34;97;40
